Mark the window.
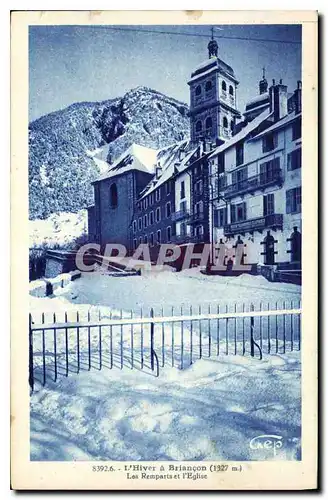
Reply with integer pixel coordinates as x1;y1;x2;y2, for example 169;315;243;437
150;233;154;246
156;230;161;244
195;180;203;195
165;181;171;195
109;183;118;208
149;211;154;225
292;117;301;141
156;207;161;222
286;187;301;214
155;189;161;202
236;143;244;166
214;207;227;227
144;235;148;244
143;198;148;209
231;202;247;223
167;226;172;242
180;222;187;236
221;80;227;92
230;120;234;132
195;120;202;132
138;218;142;230
263;193;275;216
229;85;234;96
205;80;212;92
195;225;204;237
149;194;154;205
195;85;201;96
231;167;247;187
218;153;225;174
195;201;203;216
205;116;213;131
218;174;226;191
139;236;142;245
287;148;302;171
166;202;171;218
260;157;280;183
143;214;148;228
133;239;137;250
262;132;277;153
223;116;228;129
180;200;187;213
132;220;137;233
180;180;185;199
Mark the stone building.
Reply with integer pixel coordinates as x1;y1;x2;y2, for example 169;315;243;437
208;78;302;279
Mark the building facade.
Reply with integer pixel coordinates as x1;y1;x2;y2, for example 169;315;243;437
209;79;302;272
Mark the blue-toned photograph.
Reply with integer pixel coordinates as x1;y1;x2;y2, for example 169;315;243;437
28;24;302;462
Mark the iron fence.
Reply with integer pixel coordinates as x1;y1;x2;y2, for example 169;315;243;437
29;300;301;391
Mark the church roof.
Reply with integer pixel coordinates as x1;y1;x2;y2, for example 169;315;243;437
94;143;158;182
189;56;238;84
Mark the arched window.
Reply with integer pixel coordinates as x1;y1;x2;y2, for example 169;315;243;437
223;116;228;129
195;120;202;132
205;116;213;130
230;120;234;132
221;80;227;92
195;85;201;96
205;80;212;92
109;183;118;208
229;85;234;96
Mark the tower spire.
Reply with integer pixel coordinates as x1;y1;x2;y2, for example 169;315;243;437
208;26;218;58
259;66;268;95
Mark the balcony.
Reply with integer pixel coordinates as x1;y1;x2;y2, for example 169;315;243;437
171;233;207;244
187;211;206;224
171;209;190;222
224;213;283;235
224;169;283;199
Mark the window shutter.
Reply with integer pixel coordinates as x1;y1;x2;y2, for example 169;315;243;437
230;204;236;223
232;171;237;185
263;195;268;216
213;210;219;227
286;189;292;214
242;202;247;220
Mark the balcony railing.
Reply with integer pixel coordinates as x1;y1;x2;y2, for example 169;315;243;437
171;233;206;244
224;213;283;235
187;211;206;224
224;169;283;199
171;209;190;222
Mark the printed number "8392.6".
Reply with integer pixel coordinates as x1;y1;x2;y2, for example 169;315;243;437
92;465;115;472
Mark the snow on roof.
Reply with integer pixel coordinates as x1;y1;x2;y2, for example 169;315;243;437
248;111;301;141
139;142;197;199
94;143;158;182
209;109;273;158
245;92;269;110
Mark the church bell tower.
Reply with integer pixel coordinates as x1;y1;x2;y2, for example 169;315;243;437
188;30;241;145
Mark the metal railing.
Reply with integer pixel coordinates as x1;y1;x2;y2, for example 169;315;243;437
224;169;283;198
171;210;190;222
224;213;283;235
29;300;301;391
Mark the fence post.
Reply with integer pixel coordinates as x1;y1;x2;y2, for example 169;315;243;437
53;312;57;382
29;314;34;392
250;304;255;357
150;308;154;372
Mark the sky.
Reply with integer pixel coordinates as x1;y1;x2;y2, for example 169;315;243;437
29;24;301;122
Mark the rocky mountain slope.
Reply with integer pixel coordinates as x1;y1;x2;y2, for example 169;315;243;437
29;87;190;220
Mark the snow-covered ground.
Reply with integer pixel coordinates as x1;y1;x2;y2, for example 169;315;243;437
30;269;302;462
29;210;87;248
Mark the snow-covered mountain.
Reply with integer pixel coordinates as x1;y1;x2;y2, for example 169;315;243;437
29;87;190;220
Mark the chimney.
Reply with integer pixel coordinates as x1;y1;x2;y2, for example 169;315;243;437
155;162;162;179
294;80;302;114
269;78;288;121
